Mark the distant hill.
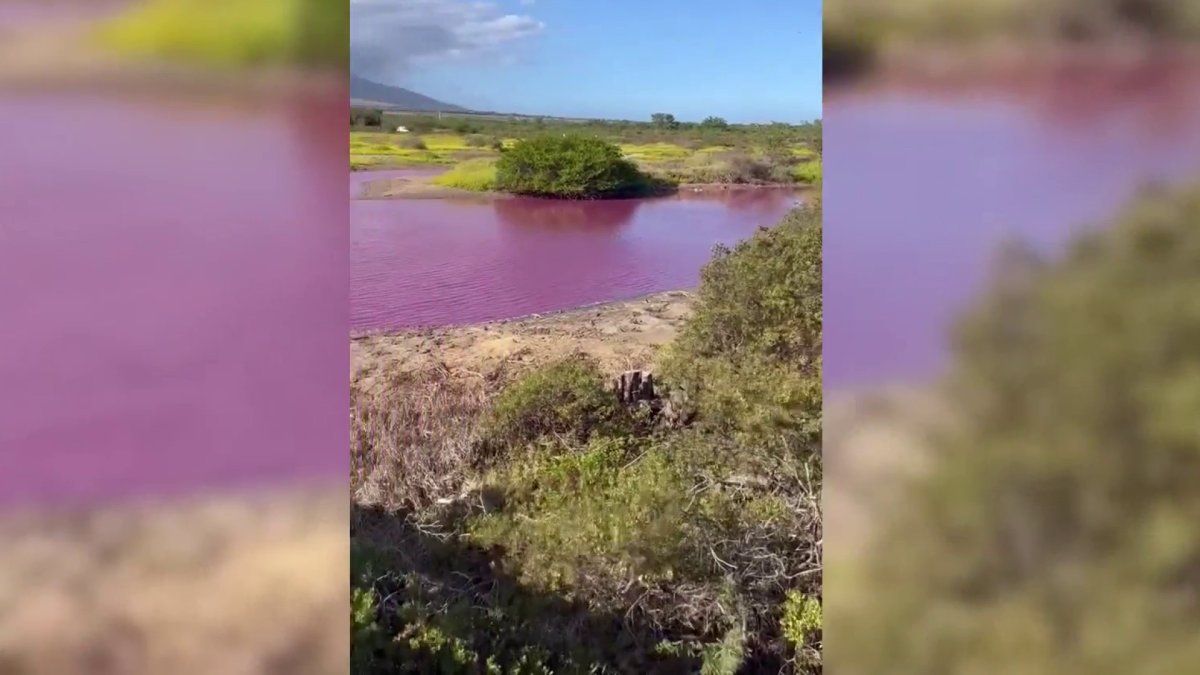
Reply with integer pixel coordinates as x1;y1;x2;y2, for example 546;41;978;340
349;75;469;112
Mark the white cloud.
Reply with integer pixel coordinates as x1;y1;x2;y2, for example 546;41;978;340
351;0;544;82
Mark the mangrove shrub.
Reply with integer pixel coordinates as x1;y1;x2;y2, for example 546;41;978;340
494;135;648;199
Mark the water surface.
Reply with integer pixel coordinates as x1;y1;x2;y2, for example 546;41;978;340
351;186;804;331
824;66;1200;389
1;92;347;506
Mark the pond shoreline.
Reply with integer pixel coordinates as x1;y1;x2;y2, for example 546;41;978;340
351;290;696;393
829;41;1200;94
353;170;812;200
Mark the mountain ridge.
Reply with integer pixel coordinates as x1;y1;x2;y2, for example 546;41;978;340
349;75;469;112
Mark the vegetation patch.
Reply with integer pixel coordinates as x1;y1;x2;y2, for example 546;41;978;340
351;200;824;672
792;159;822;185
494;135;667;199
94;0;344;68
833;181;1200;673
350;113;821;187
481;356;630;447
431;159;498;192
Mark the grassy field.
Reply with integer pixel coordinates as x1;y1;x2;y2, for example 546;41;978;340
351;113;822;187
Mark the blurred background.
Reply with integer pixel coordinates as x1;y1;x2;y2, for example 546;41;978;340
0;1;348;673
823;0;1200;673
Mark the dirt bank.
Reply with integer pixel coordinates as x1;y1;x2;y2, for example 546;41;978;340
351;290;694;395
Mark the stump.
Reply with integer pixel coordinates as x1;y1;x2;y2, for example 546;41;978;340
613;370;656;405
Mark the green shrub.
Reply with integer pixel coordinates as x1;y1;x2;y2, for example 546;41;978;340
793;159;822;185
661;202;822;465
469;436;700;590
781;590;822;652
494;135;652;199
483;356;625;448
673;204;821;364
836;182;1200;674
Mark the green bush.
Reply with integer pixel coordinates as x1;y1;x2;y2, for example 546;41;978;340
483;356;626;448
494;135;652;199
669;203;822;365
469;436;700;590
836;182;1200;674
793;159;822;185
781;590;822;655
662;202;822;465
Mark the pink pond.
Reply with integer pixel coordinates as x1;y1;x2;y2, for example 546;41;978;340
0;90;348;507
824;63;1200;389
350;184;805;331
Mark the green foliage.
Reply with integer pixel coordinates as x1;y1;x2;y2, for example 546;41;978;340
793;159;822;185
673;204;821;364
697;624;746;675
651;112;680;129
781;591;822;651
837;182;1200;674
469;436;702;590
701;116;731;130
483;356;627;448
493;135;654;199
661;202;823;480
350;113;821;183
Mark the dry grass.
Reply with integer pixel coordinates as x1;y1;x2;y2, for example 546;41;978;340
350;291;695;512
351;365;493;509
0;485;346;675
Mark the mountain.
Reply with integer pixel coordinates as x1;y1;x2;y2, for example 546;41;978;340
349;75;469;112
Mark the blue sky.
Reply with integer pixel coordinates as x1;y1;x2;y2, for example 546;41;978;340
350;0;822;123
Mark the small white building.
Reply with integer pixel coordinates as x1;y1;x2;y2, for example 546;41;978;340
395;126;409;133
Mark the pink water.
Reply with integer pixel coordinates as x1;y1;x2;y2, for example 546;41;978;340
0;91;348;506
351;186;805;331
824;64;1200;389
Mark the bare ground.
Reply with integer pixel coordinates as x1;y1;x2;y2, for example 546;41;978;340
823;384;955;558
351;291;695;395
